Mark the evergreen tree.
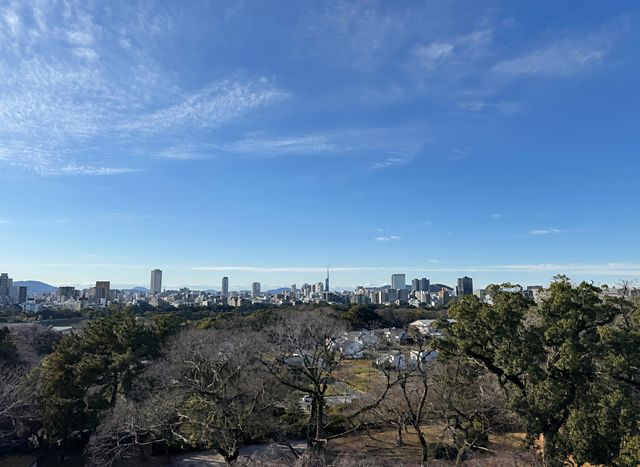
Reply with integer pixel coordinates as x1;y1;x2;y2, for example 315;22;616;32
438;277;640;466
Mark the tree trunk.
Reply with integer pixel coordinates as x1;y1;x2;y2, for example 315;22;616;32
314;393;325;453
307;396;317;450
315;394;323;440
219;446;240;465
455;448;465;466
542;432;560;467
396;423;404;446
164;441;171;464
110;371;119;408
415;426;429;465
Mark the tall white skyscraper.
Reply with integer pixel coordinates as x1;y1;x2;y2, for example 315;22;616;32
391;273;406;290
222;276;229;297
150;269;162;295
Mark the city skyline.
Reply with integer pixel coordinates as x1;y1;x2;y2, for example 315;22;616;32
1;1;639;288
2;266;638;292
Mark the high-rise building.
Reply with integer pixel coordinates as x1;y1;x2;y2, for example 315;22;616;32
251;282;261;297
325;269;330;292
387;288;398;303
0;273;13;298
391;273;406;291
456;276;473;296
290;284;297;298
150;269;162;295
58;286;76;301
411;278;420;291
9;286;27;304
420;278;430;293
95;281;111;303
222;276;229;297
397;288;409;302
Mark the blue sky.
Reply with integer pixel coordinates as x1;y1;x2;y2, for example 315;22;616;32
1;0;639;290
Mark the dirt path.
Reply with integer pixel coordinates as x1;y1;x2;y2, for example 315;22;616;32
169;440;307;466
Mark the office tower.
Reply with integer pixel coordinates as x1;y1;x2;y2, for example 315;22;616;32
420;278;430;293
9;286;27;304
397;288;409;302
291;284;297;298
95;281;111;303
150;269;162;295
252;282;261;296
58;286;76;301
456;276;473;296
387;288;398;303
0;273;13;297
411;278;420;291
221;276;229;297
377;290;388;304
325;269;330;292
391;273;406;290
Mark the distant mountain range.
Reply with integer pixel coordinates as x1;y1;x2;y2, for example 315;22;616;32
13;281;57;295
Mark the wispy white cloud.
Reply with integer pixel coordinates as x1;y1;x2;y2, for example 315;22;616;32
3;7;21;37
216;126;429;161
490;214;502;218
401;16;622;113
0;3;288;176
448;147;472;159
407;28;493;78
371;156;410;170
529;228;564;236
122;78;288;133
72;47;99;61
457;100;523;115
456;100;487;112
37;164;140;176
153;148;205;161
493;30;615;78
305;1;410;71
66;30;94;46
412;42;454;70
223;134;336;156
374;235;401;242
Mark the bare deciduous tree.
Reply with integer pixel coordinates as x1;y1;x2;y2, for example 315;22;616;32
0;363;41;449
88;327;283;465
374;338;436;465
257;310;347;454
86;394;178;466
164;328;282;463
